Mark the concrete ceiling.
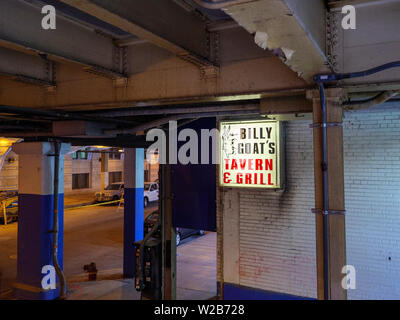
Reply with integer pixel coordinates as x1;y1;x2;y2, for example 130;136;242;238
218;0;330;83
0;0;399;141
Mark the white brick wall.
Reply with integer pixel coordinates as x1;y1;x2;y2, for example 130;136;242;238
218;120;318;298
218;103;400;300
344;103;400;300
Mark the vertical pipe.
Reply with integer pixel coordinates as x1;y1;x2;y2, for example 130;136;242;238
53;142;66;299
313;60;400;300
317;82;330;300
160;162;166;299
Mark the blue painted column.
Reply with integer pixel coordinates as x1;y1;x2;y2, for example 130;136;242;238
12;142;70;300
123;148;144;278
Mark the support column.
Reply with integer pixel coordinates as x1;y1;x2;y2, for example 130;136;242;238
160;162;176;300
123;148;144;278
307;88;347;300
12;142;70;300
222;189;240;287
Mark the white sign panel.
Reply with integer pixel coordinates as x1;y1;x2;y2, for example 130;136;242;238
219;120;282;189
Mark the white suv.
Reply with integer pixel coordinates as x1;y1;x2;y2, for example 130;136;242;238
95;182;159;207
144;182;159;207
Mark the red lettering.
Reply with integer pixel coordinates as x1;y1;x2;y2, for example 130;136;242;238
245;173;251;184
223;172;231;184
255;159;263;170
266;159;273;171
260;173;265;185
236;173;243;184
231;159;238;170
268;173;273;185
239;159;246;170
248;159;253;170
224;159;230;170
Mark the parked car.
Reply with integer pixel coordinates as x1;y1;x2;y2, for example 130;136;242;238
95;182;159;207
144;182;159;208
0;197;18;225
144;210;205;246
95;183;124;203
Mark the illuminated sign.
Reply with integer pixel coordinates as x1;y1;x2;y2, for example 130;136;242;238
219;120;283;189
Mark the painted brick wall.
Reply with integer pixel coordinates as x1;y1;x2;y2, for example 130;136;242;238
218;103;400;300
344;103;400;300
218;120;318;299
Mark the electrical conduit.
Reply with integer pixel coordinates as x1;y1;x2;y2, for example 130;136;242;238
314;60;400;300
52;142;67;299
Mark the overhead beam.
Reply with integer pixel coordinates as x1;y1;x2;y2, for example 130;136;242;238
207;20;241;32
61;0;215;67
260;95;313;114
0;27;307;111
88;103;260;117
105;110;260;135
222;0;330;82
114;36;149;47
327;1;400;84
0;46;54;87
0;0;126;79
0;104;138;126
193;0;256;9
18;136;153;149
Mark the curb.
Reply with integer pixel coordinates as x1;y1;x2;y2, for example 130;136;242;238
64;201;96;210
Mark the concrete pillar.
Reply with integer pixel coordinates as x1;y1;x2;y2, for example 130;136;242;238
12;142;70;300
307;88;347;300
123;148;144;278
222;189;240;287
160;162;176;300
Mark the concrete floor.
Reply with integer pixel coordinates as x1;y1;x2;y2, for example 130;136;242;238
0;200;216;300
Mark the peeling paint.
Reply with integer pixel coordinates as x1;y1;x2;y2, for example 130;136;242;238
222;0;329;83
281;47;294;61
254;31;269;50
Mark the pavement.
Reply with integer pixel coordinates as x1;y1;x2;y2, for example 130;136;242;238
64;192;96;209
0;200;216;300
66;231;217;300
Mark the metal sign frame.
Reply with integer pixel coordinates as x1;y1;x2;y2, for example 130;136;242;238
219;119;285;189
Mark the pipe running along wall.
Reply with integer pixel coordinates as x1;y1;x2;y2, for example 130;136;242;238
314;60;400;300
52;142;67;299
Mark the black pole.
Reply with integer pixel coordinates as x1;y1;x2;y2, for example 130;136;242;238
52;142;67;299
317;82;330;300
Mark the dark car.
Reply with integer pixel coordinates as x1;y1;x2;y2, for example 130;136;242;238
144;210;205;246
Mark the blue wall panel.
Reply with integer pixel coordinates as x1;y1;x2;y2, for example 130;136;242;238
16;193;64;300
123;187;144;278
171;118;217;231
223;283;315;300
